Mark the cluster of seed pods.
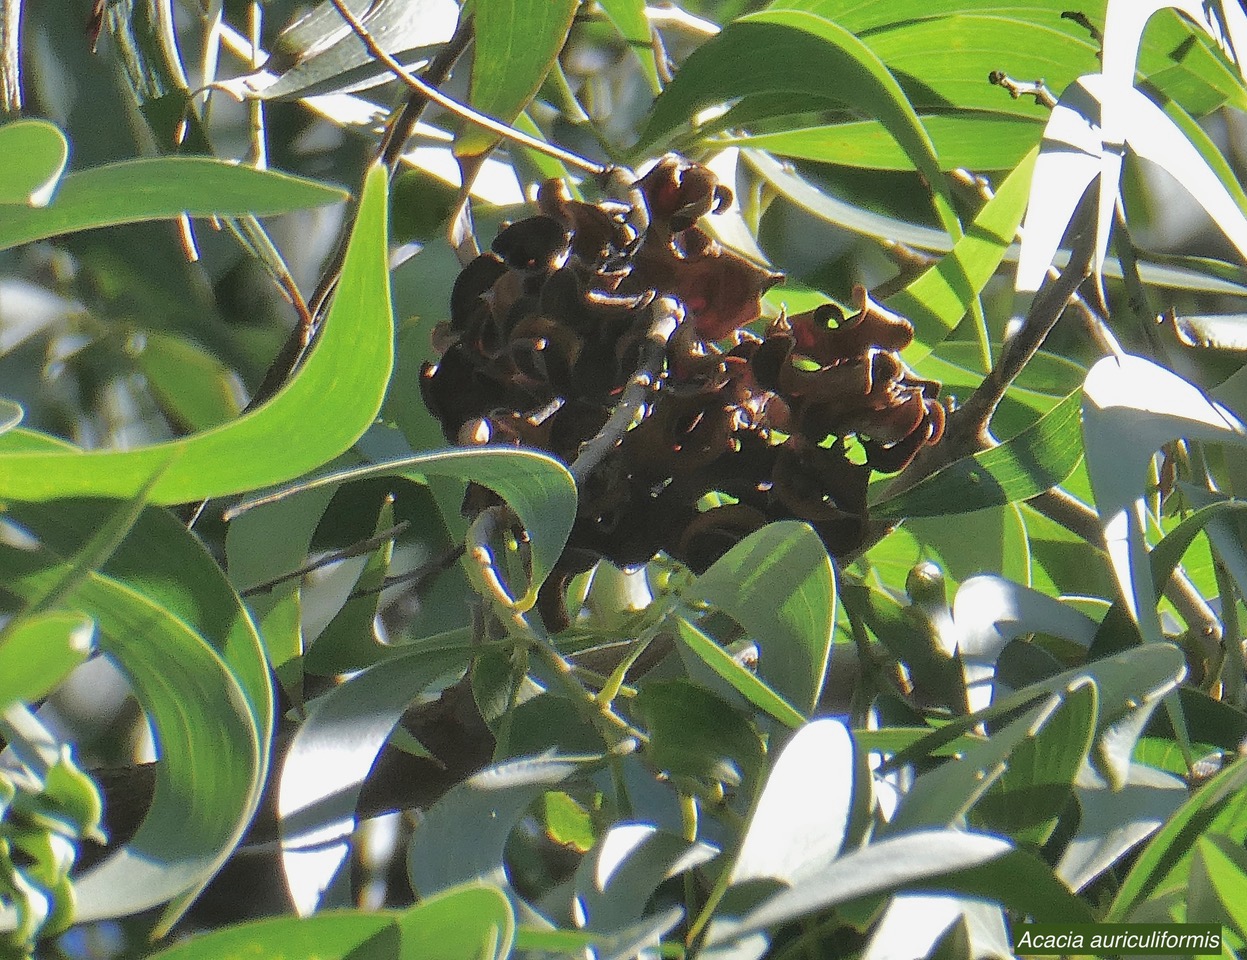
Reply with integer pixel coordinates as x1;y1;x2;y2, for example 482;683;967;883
420;156;945;623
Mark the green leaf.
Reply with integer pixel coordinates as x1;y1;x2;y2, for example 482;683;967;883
0;399;21;434
884;683;1096;837
0;613;93;710
670;617;806;729
691;521;836;715
458;0;579;158
396;883;515;960
0;162;388;504
972;681;1097;844
635;679;765;787
230;448;576;611
723;114;1043;172
1109;758;1247;921
304;501;397;675
873;388;1083;519
0;119;68;207
543;792;596;853
641;9;964;243
138;910;397;960
0;157;346;251
598;0;660;92
887;149;1037;361
134;331;243;432
1082;353;1247;645
1190;833;1247;937
249;0;459;101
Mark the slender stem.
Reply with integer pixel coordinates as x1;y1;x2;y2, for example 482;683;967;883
570;297;683;486
239;522;409;596
329;0;606;176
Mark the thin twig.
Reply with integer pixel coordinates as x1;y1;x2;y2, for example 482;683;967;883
988;70;1057;109
328;0;606;177
239;522;409;597
569;297;684;486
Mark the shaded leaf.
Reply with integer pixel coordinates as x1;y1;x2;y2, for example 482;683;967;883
0;613;93;710
635;679;764;787
230;447;576;611
280;645;470;914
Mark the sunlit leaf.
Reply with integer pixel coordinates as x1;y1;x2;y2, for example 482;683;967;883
642;9;964;241
724;115;1043;173
729;719;856;885
0;119;68;207
457;0;579;157
691;521;836;715
669;617;806;730
1057;764;1187;893
573;825;712;937
1082;353;1247;643
1109;757;1247;921
873;387;1082;519
0;158;346;251
0;163;386;504
231;0;459;101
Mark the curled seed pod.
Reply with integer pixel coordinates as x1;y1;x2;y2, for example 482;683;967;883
423;159;946;618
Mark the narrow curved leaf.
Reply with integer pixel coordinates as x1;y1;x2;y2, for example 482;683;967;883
745;148;1247;295
642;9;964;241
1057;764;1187;892
1108;757;1247;921
692;521;836;714
0;158;346;251
229;448;576;610
408;754;583;898
280;644;470;915
138;910;396;960
706;831;1089;946
458;0;579;158
234;0;459;101
873;387;1082;519
670;617;806;730
397;883;515;960
573;824;713;936
0;162;388;504
888;149;1036;361
0;119;68;207
0;544;261;923
723;115;1043;173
